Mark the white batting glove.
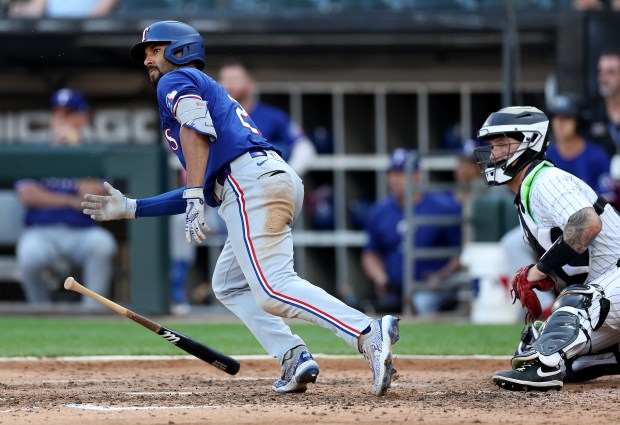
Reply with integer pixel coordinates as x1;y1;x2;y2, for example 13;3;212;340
183;186;211;244
82;182;137;221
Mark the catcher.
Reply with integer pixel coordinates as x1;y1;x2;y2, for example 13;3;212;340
474;106;620;391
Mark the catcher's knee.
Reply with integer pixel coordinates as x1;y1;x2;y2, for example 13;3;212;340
532;284;610;360
551;284;610;330
533;310;584;358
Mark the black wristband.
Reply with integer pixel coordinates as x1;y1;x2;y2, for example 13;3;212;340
536;236;581;275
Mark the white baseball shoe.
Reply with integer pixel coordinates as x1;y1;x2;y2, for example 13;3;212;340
358;315;400;396
272;345;320;394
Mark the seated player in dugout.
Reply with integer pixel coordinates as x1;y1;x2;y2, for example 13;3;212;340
473;106;620;391
15;88;117;309
362;148;462;315
81;20;401;397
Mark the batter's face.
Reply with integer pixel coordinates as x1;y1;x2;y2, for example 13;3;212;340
143;43;177;87
598;54;620;98
218;65;255;103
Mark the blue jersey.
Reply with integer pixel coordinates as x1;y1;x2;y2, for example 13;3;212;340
364;193;461;287
17;178;95;228
546;140;612;196
157;68;276;207
250;102;304;162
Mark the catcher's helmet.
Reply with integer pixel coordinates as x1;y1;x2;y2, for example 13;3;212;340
129;21;205;70
475;106;550;187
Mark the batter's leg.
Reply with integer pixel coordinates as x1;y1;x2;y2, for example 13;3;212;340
219;167;373;351
218;153;399;396
211;238;306;363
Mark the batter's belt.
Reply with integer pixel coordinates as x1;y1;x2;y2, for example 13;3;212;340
213;149;272;205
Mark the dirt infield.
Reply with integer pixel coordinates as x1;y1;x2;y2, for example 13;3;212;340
1;356;619;424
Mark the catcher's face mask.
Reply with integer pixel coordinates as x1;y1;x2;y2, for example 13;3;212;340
475;106;550;187
474;135;524;186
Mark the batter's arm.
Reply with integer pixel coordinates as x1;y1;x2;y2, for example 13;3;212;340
180;125;210;187
179;126;212;244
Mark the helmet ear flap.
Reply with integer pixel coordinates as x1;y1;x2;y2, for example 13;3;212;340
130;21;206;70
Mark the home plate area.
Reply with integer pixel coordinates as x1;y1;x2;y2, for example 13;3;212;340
1;357;620;424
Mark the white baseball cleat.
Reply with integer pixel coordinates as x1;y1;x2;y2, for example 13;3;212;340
359;315;400;396
272;345;320;394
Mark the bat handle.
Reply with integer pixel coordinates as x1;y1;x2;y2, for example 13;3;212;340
64;276;128;316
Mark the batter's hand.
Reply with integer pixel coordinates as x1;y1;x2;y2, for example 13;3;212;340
82;182;137;221
183;187;211;244
511;264;556;323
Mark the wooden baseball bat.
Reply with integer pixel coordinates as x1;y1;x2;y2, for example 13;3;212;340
64;276;240;375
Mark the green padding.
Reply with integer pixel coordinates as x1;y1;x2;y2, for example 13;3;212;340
472;196;503;242
502;197;520;233
0;145;169;315
472;195;518;242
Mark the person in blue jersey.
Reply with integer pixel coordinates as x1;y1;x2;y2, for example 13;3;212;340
15;88;117;309
81;21;400;396
218;60;317;177
167;59;319;315
361;148;462;315
546;93;613;200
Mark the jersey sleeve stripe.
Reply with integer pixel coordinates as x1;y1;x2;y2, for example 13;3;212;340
172;94;203;119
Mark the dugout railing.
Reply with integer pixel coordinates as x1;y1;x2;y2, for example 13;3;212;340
401;153;518;316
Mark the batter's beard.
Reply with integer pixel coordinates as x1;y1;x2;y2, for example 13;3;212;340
149;67;163;88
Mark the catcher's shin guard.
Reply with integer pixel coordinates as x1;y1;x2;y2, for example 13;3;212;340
550;284;610;331
525;284;609;367
532;311;583;362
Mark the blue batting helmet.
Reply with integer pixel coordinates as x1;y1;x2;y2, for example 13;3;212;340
129;21;205;70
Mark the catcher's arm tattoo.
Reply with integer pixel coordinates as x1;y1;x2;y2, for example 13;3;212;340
563;207;602;253
534;206;602;277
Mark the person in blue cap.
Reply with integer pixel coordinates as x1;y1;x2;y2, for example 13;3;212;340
362;148;462;315
14;88;116;310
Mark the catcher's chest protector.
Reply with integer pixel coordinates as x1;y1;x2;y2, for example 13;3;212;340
516;207;590;287
515;162;592;286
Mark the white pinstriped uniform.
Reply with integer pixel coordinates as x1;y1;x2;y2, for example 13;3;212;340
524;165;620;354
211;150;373;362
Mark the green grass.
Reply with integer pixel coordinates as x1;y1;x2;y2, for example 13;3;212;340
0;317;523;357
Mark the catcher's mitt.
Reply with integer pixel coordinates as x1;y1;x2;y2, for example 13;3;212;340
511;264;556;323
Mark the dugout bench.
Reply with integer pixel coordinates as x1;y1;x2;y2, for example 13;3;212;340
0;145;170;314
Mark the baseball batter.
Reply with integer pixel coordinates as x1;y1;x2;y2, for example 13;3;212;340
80;20;400;396
474;106;620;391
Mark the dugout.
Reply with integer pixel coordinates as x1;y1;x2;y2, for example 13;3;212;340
0;146;169;315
